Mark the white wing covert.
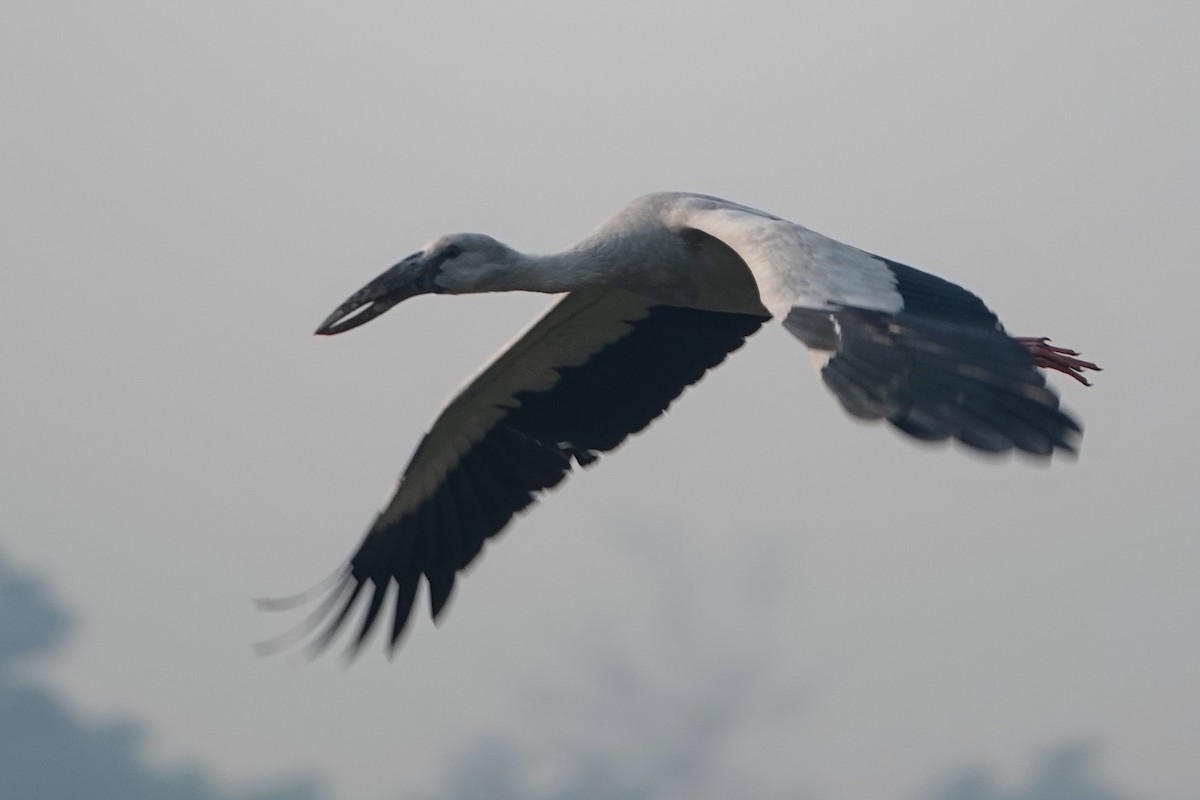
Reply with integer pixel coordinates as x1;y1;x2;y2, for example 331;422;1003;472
672;195;903;318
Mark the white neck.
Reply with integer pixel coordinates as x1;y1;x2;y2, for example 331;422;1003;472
495;237;629;294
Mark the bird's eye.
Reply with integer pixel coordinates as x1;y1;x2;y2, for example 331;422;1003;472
443;244;462;259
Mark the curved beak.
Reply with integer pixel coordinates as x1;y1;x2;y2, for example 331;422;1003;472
315;252;436;335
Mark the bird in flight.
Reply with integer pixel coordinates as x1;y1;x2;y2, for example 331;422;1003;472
260;192;1099;658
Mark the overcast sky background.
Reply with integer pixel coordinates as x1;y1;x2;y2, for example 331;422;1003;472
2;2;1197;799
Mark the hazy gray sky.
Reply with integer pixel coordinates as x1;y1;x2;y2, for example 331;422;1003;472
2;2;1196;799
0;550;1137;800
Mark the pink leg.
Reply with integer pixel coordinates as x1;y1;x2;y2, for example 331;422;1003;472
1016;337;1101;386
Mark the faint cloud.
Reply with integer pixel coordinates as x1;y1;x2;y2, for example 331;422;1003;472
418;739;1141;800
0;553;72;667
0;548;1148;800
917;742;1135;800
0;549;325;800
417;535;810;800
415;536;1147;800
415;739;645;800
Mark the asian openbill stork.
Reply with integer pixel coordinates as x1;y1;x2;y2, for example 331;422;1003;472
260;192;1099;657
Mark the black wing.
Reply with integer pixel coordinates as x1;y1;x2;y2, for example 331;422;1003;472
784;258;1081;456
270;288;767;656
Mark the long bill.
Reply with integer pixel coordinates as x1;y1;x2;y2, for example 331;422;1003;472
314;252;434;335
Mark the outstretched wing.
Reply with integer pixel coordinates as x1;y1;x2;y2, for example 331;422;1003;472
678;196;1081;456
269;287;766;656
783;269;1080;455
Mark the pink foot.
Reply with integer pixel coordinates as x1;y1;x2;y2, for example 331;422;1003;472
1016;337;1101;386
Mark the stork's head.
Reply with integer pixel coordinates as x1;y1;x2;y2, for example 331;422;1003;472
315;233;517;335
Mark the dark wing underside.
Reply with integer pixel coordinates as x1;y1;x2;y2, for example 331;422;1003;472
272;292;767;656
785;257;1080;456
